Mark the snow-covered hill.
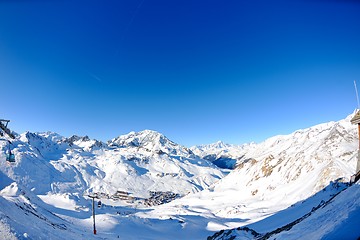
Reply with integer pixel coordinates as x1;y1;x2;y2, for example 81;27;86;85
208;181;360;240
0;114;359;239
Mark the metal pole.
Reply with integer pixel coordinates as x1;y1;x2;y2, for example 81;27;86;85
357;124;360;149
93;197;96;235
90;196;97;235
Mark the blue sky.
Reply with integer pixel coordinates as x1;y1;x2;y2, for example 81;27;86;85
1;0;360;146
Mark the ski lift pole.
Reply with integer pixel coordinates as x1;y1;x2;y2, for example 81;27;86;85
88;195;98;234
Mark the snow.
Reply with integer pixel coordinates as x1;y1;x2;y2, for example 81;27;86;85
38;194;79;211
0;219;17;240
0;113;359;239
259;182;360;240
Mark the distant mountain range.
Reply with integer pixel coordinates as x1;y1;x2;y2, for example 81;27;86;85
1;129;224;199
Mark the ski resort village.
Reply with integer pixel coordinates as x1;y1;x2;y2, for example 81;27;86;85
0;112;360;239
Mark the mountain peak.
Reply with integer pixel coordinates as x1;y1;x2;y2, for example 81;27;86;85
64;135;105;150
109;129;171;147
66;135;90;144
212;140;231;148
191;140;235;153
108;130;193;156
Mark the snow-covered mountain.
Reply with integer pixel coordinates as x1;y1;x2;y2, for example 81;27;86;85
1;129;224;199
0;114;359;239
194;114;357;193
191;141;256;169
108;129;195;157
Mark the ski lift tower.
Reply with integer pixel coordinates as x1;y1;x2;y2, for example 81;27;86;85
0;119;15;139
0;119;16;162
87;194;100;235
350;111;360;182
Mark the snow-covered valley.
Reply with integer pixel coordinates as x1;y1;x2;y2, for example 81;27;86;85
0;113;359;239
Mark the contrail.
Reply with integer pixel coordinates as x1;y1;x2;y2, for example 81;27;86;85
88;72;103;82
354;80;360;109
114;0;146;57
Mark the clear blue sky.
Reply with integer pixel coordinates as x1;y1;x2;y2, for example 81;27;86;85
1;0;359;146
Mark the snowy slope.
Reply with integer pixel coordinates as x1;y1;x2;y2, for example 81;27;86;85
195;113;357;194
0;114;359;239
271;181;360;240
208;181;360;240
